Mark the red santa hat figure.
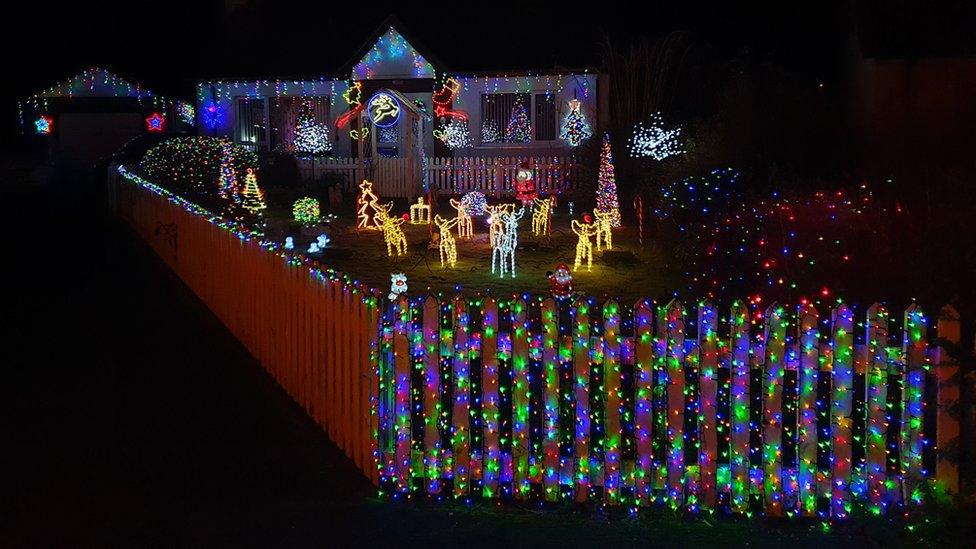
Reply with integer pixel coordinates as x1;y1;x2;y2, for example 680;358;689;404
546;263;574;300
514;161;537;205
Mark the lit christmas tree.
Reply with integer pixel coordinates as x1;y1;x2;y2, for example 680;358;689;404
481;118;500;143
292;109;332;155
504;99;531;143
241;168;266;217
596;133;621;227
559;99;591;147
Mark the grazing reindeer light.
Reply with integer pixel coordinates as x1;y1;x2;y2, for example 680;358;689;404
593;209;614;251
491;205;526;278
433;214;460;268
373;200;408;256
571;218;598;271
449;198;474;239
531;196;553;236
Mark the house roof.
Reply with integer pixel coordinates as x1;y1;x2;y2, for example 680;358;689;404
21;67;186;105
338;15;444;79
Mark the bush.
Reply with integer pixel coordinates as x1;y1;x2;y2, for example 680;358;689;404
139;137;257;210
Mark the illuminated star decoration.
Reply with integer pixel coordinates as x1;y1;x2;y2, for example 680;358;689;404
34;116;53;135
628;112;684;160
202;102;226;129
145;113;165;132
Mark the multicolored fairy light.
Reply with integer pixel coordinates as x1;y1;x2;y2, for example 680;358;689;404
293;197;320;225
559;99;591;147
504;98;531;143
35;116;53;135
595;134;621;227
627;113;683;160
240;168;266;217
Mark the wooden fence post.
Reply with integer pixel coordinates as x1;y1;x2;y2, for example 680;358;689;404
935;305;961;495
764;303;787;516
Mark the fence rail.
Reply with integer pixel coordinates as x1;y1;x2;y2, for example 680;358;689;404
296;156;580;198
374;295;963;515
112;164;964;515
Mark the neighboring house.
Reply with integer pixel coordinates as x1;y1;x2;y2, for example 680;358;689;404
19;68;194;166
196;21;606;162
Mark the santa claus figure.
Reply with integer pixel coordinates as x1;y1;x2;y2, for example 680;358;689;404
546;263;574;300
514;162;537;205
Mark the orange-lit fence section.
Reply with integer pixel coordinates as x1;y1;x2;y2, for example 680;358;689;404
375;296;962;516
109;166;380;483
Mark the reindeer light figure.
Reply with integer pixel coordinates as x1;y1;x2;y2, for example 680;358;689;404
373;200;407;256
491;205;526;278
593;209;614;251
449;198;474;239
433;214;460;268
485;203;515;245
571;218;599;271
531;196;553;236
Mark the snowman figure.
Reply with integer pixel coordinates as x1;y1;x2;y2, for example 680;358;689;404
388;273;408;300
308;242;320;253
284;236;295;250
317;233;331;248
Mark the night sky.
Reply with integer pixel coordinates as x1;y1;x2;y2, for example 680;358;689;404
3;0;973;140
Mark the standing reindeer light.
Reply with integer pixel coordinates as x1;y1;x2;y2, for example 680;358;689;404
491;205;526;278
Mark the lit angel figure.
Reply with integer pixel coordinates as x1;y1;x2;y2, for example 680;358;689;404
571;217;599;271
449;198;474;239
433;214;460;268
373;201;408;256
531;196;553;236
491;205;526;278
593;209;614;251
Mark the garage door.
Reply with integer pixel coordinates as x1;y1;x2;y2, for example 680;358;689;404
57;113;144;165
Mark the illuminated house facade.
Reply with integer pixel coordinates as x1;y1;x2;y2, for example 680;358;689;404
195;23;606;159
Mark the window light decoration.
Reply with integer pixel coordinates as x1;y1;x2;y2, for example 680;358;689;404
367;92;402;128
432;214;460;268
628;113;684;160
595;133;621;227
531;196;553;236
293;109;332;155
571;218;598;271
293;197;320;225
374;202;407;257
449;198;474;239
35;115;52;135
504;98;532;143
409;196;431;224
593;209;614;251
559;99;591;146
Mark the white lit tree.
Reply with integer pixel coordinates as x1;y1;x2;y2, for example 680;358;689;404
293;109;332;155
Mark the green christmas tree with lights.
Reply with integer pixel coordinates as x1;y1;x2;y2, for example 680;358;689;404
595;133;621;227
241;168;266;218
504;99;531;143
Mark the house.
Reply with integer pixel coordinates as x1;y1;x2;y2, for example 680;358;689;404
195;20;607;196
19;68;194;166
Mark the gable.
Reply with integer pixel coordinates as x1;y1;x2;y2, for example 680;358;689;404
352;27;436;81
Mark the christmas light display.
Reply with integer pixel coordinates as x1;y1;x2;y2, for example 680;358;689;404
202;101;226;129
178;102;195;125
434;118;472;150
374;203;407;256
388;273;408;300
459;191;487;217
504;98;531;143
595;134;621;227
432;215;459;268
514;163;537;205
367;92;401;128
343;81;363;106
240;168;266;216
531;196;553;236
357;179;387;230
449;198;474;239
352;26;435;80
284;236;294;250
145;112;165;132
292;109;332;155
481;119;500;143
317;234;330;248
571;218;598;271
34;116;52;135
140;136;257;210
293;197;320;225
490;206;525;278
308;242;321;253
559;99;591;147
627;113;684;160
350;127;371;142
409;196;431;224
593;209;614;251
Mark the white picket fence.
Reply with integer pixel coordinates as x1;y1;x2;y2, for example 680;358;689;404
296;156;580;198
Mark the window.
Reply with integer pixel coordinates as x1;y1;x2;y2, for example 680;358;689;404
235;97;267;151
268;96;331;153
480;93;531;144
534;93;557;141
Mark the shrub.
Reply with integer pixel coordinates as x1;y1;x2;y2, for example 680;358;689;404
139;137;257;210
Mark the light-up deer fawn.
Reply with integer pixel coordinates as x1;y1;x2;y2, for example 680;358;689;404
571;218;599;271
448;198;474;239
373;200;407;257
593;209;614;251
491;205;526;278
433;214;460;268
